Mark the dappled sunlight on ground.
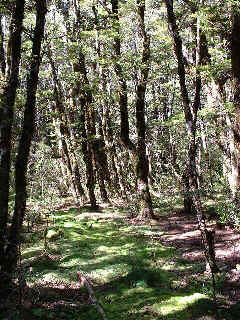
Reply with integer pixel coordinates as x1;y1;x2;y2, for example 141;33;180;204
12;199;240;319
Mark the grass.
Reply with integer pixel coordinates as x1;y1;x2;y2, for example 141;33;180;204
18;201;238;320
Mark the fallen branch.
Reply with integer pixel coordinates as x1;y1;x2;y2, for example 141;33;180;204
77;272;108;320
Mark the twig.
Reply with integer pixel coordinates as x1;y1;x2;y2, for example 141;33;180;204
95;0;112;14
77;272;108;320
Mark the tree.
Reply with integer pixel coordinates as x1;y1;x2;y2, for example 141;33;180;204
164;0;219;273
110;0;154;218
0;0;25;283
231;3;240;208
135;0;154;218
0;0;47;283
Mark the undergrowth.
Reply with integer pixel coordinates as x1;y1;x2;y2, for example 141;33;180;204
3;199;240;320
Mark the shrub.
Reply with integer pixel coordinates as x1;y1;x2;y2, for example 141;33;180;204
216;202;240;228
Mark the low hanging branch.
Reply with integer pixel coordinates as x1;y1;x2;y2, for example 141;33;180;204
77;272;108;320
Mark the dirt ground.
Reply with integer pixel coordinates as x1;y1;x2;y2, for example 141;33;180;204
132;210;240;305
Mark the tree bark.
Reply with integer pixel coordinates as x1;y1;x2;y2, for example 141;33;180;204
231;8;240;208
92;5;124;198
0;15;6;78
110;0;154;216
67;3;111;206
3;0;47;273
164;0;219;273
78;94;97;208
135;0;154;218
0;0;25;276
48;48;86;204
105;104;127;198
110;0;136;155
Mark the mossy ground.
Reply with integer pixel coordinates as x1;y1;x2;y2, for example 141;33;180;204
7;199;240;320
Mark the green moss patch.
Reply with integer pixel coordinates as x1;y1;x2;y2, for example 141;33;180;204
21;202;233;320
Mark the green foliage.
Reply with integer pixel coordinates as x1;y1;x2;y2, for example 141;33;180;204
162;111;185;127
216;201;240;228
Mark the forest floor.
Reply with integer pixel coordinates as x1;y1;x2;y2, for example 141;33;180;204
2;196;240;320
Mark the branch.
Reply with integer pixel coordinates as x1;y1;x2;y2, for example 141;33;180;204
77;272;108;320
96;0;112;14
163;0;192;126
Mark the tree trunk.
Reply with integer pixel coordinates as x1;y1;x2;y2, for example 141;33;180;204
0;15;6;78
79;104;97;208
182;167;195;215
110;0;153;216
231;9;240;209
206;80;232;193
57;3;98;207
105;107;127;198
48;49;87;204
52;114;82;201
164;0;219;273
111;0;136;156
135;0;154;218
0;0;25;280
3;0;47;273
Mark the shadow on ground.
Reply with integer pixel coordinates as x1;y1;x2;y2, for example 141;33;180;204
5;202;239;320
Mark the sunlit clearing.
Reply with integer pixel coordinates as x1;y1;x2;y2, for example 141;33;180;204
153;293;206;315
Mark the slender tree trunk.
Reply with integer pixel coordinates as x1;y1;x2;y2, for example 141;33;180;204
3;0;47;273
111;0;136;155
74;55;110;205
72;159;86;202
135;0;154;218
48;49;86;203
78;97;97;208
92;3;115;199
0;15;6;78
147;144;153;186
74;4;111;205
52;113;81;201
164;0;219;273
111;0;153;215
206;75;232;192
224;114;237;194
84;78;110;202
231;9;240;209
104;104;127;198
0;0;25;278
58;3;98;207
182;166;195;214
95;119;110;202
